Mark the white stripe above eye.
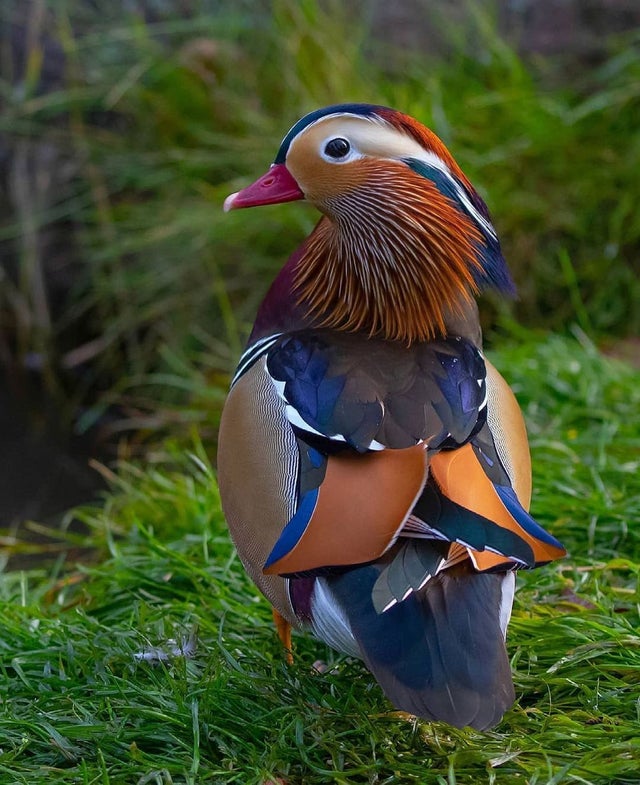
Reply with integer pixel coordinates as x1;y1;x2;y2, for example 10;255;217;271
290;113;497;241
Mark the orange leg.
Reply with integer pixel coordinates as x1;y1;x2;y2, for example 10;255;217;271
272;608;293;664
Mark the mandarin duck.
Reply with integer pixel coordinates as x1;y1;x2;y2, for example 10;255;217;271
218;104;565;730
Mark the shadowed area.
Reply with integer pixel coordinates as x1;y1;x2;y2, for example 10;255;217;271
0;377;104;569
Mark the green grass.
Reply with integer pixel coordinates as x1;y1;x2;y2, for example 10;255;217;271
1;333;639;784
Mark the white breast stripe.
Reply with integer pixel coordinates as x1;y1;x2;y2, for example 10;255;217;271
231;333;283;387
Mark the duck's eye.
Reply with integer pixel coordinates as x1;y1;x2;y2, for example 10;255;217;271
324;137;351;159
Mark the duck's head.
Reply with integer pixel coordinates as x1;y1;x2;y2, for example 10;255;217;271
225;104;514;342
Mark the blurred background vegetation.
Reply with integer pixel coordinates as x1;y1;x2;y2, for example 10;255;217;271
1;0;639;524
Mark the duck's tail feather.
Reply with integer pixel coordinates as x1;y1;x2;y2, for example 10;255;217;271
324;549;515;730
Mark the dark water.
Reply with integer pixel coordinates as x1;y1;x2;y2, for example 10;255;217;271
0;378;105;570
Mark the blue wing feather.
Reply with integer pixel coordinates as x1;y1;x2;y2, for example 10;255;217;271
266;331;487;452
494;485;565;554
263;487;319;570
